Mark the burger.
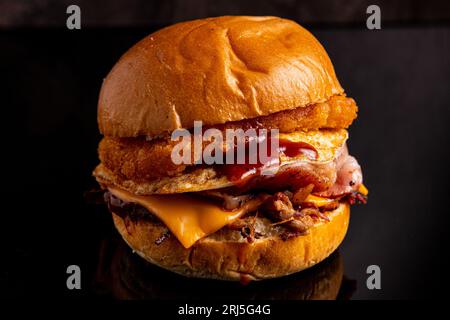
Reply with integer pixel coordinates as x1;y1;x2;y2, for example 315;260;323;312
93;16;367;282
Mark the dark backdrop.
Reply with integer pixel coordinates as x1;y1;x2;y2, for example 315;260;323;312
1;0;450;300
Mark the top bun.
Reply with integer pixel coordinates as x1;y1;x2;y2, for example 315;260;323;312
98;16;344;137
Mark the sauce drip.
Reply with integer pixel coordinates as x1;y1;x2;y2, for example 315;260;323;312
278;140;318;159
220;136;318;186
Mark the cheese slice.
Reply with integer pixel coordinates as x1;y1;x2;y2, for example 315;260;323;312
108;187;248;248
358;184;369;196
304;194;336;207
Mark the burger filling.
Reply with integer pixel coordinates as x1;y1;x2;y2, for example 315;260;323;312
102;181;367;248
93;95;367;249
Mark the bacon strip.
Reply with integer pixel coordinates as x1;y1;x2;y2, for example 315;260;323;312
315;145;363;198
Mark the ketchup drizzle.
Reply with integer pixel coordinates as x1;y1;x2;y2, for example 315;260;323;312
219;136;318;185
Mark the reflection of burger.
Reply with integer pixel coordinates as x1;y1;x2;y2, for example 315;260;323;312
93;16;367;281
95;238;353;300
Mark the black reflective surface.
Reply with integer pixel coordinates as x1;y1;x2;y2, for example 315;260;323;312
1;25;449;299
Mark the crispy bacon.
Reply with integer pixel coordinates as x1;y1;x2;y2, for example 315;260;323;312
346;192;368;205
315;145;363;198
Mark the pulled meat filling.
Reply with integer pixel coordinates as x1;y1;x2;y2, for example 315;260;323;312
101;180;366;246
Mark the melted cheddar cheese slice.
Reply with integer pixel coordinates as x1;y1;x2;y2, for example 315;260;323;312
304;194;336;206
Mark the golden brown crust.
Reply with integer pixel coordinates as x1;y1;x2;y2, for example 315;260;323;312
98;137;186;183
94;163;233;195
98;16;345;137
111;202;350;280
212;95;357;132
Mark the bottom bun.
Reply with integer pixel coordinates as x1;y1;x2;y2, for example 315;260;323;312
111;202;350;281
95;239;345;299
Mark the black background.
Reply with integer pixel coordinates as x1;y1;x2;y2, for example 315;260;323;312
1;0;450;300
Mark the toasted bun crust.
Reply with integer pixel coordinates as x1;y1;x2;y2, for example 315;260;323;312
98;16;344;137
111;202;349;281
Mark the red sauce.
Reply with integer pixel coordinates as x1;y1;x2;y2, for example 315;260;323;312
239;274;252;286
278;139;318;160
219;136;318;187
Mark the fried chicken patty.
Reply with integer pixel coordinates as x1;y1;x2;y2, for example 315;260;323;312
98;95;357;183
210;95;357;132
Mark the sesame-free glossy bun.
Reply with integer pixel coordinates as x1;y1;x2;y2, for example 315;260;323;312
111;202;350;281
98;16;344;137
